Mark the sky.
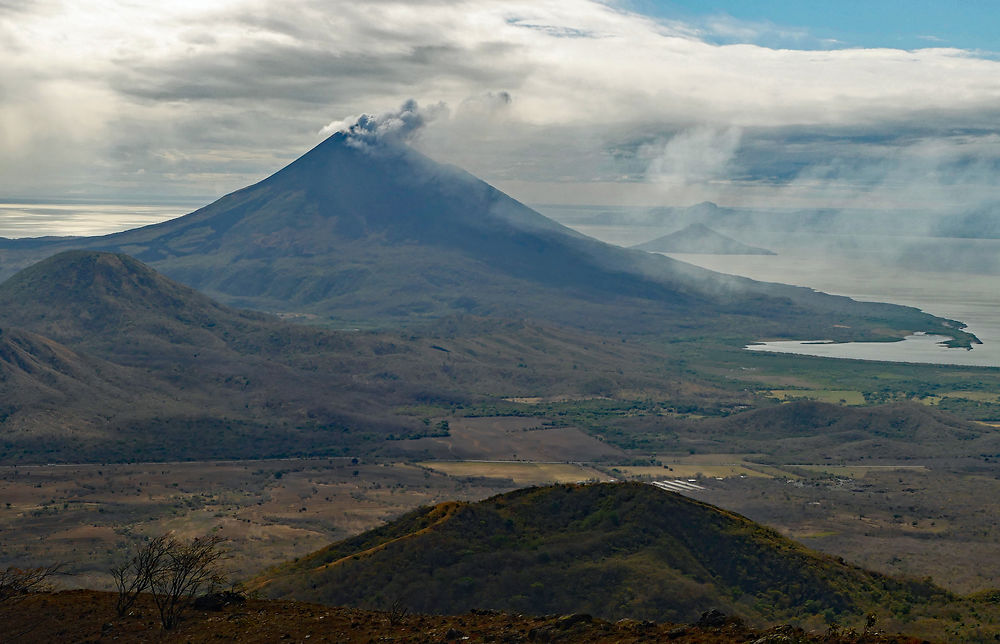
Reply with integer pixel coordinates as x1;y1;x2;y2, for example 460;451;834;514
2;0;1000;212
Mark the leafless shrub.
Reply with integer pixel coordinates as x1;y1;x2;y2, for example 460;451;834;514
150;534;227;629
386;598;409;625
0;564;62;605
111;533;171;616
111;533;227;629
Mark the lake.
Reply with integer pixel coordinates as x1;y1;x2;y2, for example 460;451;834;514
665;251;1000;368
0;202;191;238
566;222;1000;368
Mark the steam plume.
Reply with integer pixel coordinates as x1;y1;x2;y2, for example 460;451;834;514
321;99;446;150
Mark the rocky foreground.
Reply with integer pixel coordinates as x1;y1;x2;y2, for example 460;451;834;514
0;590;931;643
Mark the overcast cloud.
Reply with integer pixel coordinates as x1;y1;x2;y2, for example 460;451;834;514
2;0;1000;211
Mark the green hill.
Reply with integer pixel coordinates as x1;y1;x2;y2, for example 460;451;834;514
258;482;949;626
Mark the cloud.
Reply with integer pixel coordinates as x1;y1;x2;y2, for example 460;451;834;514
700;13;814;48
643;127;743;191
771;132;1000;212
2;0;1000;211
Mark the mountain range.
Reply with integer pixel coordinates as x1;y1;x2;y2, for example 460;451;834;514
0;133;975;346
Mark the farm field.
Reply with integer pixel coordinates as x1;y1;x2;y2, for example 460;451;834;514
383;416;626;462
790;465;930;479
416;461;609;485
941;392;1000;402
611;463;772;479
767;389;867;405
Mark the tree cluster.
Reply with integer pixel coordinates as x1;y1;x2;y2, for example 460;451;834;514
0;564;61;605
111;533;227;629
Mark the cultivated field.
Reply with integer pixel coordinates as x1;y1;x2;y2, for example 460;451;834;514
767;389;866;405
611;464;772;479
417;461;608;484
383;416;626;462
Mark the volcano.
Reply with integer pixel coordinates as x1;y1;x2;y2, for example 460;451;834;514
0;133;973;344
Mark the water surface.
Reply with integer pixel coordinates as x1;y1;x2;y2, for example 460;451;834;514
563;221;1000;367
0;203;189;238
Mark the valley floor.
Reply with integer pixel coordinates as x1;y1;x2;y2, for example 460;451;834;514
5;453;1000;600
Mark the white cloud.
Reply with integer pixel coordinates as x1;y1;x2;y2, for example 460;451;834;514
644;127;743;184
1;0;1000;209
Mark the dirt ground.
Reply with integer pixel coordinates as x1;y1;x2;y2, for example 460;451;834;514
0;590;931;644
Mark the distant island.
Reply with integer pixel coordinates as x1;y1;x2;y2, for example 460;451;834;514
632;223;776;255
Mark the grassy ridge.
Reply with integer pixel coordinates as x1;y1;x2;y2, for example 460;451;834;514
259;482;950;626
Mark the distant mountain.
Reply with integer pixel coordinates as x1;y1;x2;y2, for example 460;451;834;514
0;134;975;346
257;482;949;625
632;223;775;255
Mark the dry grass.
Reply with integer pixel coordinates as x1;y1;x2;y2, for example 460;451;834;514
2;589;932;644
0;459;523;590
611;454;782;480
689;468;1000;595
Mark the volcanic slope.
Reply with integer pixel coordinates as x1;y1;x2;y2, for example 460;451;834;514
257;482;950;628
0;133;974;345
0;327;161;447
632;223;775;255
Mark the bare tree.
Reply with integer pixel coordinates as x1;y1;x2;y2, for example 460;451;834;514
110;533;227;629
0;563;63;640
149;535;227;630
0;564;62;605
111;534;171;616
